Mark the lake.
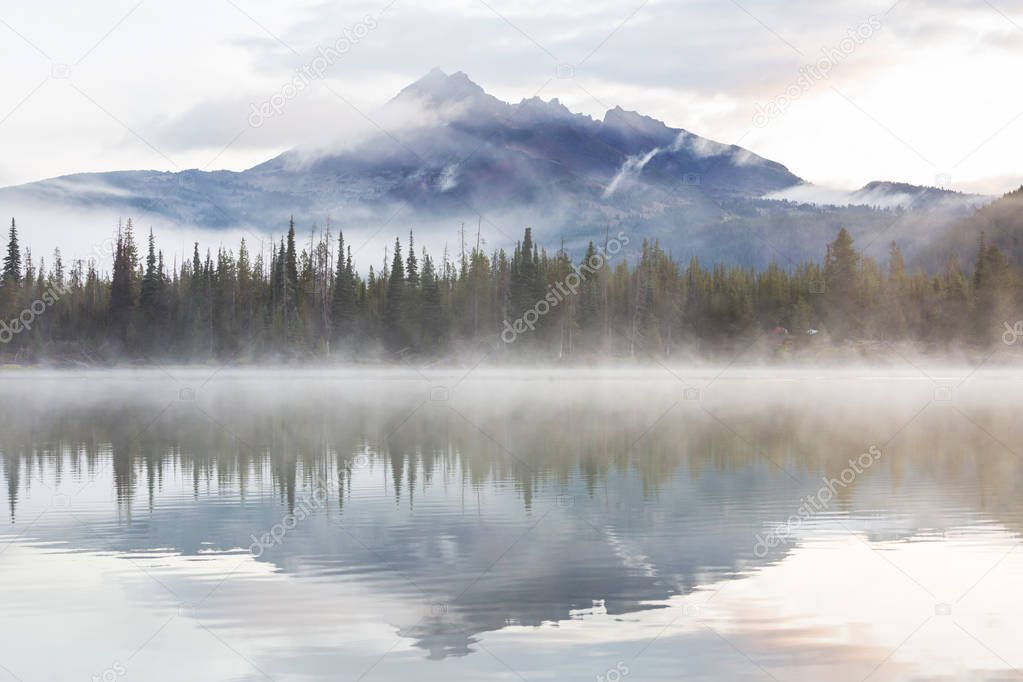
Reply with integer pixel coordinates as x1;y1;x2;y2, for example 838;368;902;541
1;368;1021;681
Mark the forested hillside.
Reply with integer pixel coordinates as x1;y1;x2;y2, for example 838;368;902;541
0;215;1020;363
924;187;1023;267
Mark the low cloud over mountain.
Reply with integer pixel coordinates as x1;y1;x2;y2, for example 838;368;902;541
0;70;994;268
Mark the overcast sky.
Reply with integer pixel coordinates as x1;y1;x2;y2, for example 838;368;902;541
2;0;1022;195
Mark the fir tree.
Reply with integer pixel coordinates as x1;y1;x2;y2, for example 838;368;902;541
139;229;166;347
578;241;600;334
109;230;136;343
824;227;860;339
2;218;21;286
420;253;444;351
383;236;406;350
331;231;358;341
140;230;161;311
405;229;419;288
285;220;299;295
4;220;1023;362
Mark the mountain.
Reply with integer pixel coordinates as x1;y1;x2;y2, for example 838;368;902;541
769;179;990;212
921;186;1023;267
0;69;996;267
249;68;804;219
851;181;988;210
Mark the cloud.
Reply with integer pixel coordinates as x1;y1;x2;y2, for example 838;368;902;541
1;0;1023;197
437;164;459;192
956;173;1023;196
767;183;910;209
603;148;659;198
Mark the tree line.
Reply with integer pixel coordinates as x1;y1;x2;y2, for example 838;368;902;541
0;216;1020;362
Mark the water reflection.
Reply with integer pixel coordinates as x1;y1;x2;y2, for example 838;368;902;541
1;369;1022;680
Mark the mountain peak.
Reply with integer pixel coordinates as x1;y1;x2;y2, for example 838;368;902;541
395;68;487;105
514;95;579;122
0;69;806;267
601;106;676;148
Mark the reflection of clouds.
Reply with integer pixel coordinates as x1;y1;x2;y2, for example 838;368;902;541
8;526;1022;681
699;531;1023;680
4;370;1023;679
602;526;658;578
479;530;1023;681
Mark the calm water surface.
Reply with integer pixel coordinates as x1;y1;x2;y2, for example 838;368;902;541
1;368;1022;681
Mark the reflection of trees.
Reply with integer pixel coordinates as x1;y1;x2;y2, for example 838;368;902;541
3;377;1023;659
1;380;1022;523
2;454;17;521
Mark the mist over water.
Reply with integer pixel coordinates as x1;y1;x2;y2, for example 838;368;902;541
4;0;1023;678
1;368;1022;680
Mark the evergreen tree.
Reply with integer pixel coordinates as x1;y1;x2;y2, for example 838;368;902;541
404;230;422;346
284;219;299;337
286;221;299;291
109;230;136;343
331;231;358;342
139;231;161;310
405;230;419;288
52;248;64;287
2;218;21;286
383;237;406;351
139;229;166;347
6;218;1023;362
936;253;969;343
420;253;444;352
578;241;600;334
824;228;860;340
973;235;1013;345
885;242;909;339
511;228;540;319
237;238;254;341
271;238;287;338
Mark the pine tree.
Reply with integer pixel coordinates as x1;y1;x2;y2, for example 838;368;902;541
2;218;21;286
109;230;136;343
52;248;64;288
405;229;419;288
331;231;358;342
23;249;34;293
139;229;166;347
824;228;860;340
578;241;600;334
885;242;909;339
4;217;1021;361
405;230;421;346
284;219;299;337
511;227;539;318
270;238;286;338
140;230;160;309
383;237;406;351
237;238;253;340
973;236;1013;345
420;253;444;352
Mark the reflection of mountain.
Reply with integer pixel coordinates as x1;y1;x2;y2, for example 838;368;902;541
0;70;994;267
2;372;1023;657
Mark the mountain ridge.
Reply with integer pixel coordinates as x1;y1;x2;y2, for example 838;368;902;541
0;69;996;268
